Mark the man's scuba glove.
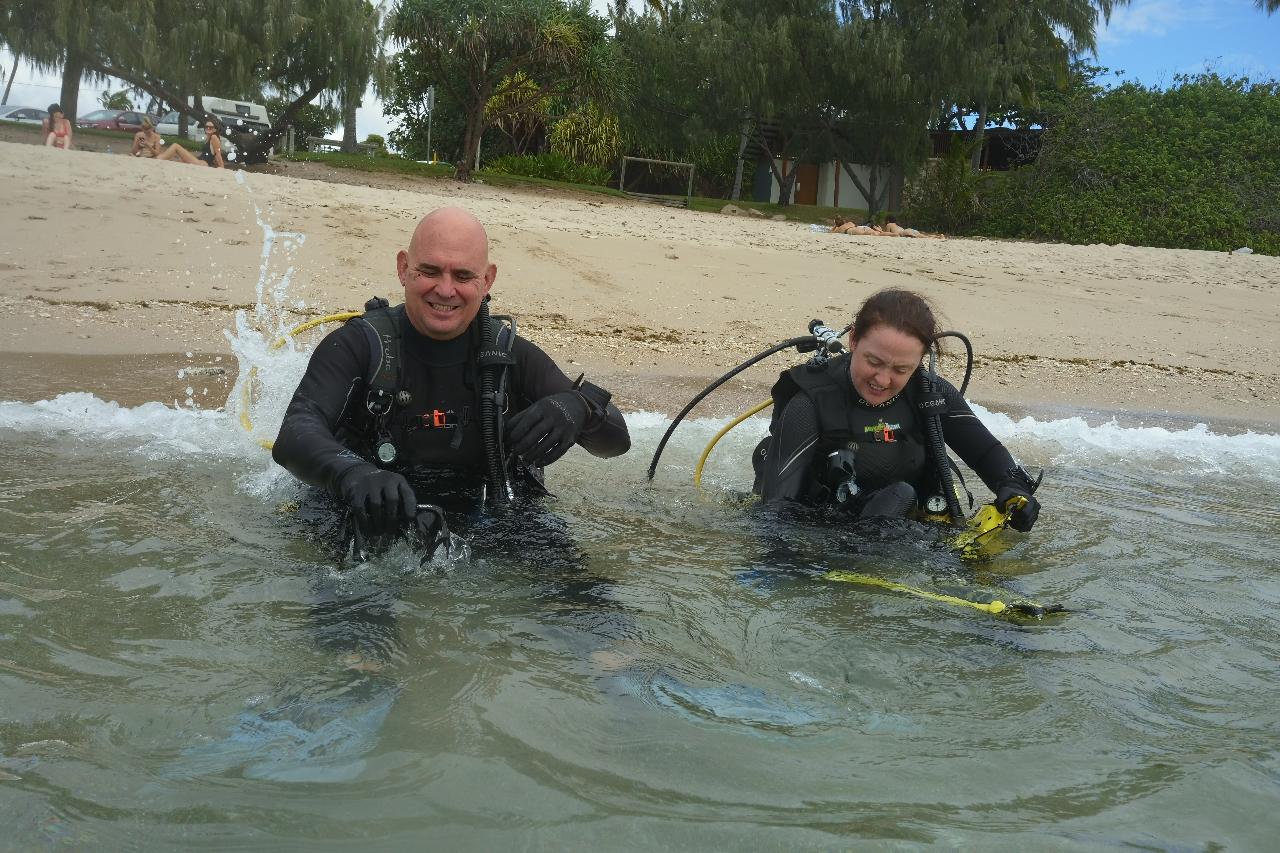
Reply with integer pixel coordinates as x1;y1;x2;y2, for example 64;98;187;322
994;466;1042;532
505;391;589;468
338;467;417;537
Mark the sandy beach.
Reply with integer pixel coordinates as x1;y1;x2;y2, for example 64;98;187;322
2;137;1277;427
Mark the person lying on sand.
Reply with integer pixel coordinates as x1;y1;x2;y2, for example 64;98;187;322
882;216;943;239
831;216;892;237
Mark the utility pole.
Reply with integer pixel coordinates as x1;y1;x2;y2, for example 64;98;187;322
425;85;435;162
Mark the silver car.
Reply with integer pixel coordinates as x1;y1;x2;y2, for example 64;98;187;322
0;105;50;126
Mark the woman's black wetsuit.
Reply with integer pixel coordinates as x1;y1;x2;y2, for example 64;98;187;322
754;353;1017;518
272;310;629;510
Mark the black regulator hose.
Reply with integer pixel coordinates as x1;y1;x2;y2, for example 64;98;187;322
921;330;974;526
646;335;814;481
478;298;510;504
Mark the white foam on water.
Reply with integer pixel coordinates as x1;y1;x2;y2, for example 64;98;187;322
624;406;1280;477
0;392;245;459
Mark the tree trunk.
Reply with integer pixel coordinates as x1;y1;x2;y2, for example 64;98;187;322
730;117;751;201
778;168;797;207
243;79;328;162
969;101;988;172
340;91;359;153
455;104;485;182
2;52;19;106
60;51;84;122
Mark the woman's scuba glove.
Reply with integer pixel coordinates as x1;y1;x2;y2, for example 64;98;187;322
338;467;417;537
505;391;589;468
994;466;1042;532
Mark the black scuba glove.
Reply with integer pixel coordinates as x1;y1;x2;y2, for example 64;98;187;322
505;391;589;468
338;467;417;537
994;467;1041;533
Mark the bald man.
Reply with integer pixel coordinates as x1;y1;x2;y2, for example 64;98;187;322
272;207;630;551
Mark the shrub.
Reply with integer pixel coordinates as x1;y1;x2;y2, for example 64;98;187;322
485;152;612;186
908;74;1280;254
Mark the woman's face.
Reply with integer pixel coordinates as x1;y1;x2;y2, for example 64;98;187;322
848;323;927;405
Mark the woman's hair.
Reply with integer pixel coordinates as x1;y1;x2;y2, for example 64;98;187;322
141;116;153;130
46;103;62;131
851;288;939;349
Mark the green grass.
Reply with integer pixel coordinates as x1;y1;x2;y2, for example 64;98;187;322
279;150;631;198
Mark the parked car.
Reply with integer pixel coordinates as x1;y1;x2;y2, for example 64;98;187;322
0;105;49;126
76;109;153;133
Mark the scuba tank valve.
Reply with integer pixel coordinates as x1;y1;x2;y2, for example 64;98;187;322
809;319;845;355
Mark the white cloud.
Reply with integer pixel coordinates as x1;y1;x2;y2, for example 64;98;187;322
1097;0;1219;46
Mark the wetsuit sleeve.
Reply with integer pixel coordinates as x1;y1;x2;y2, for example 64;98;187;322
936;377;1017;492
758;392;822;503
271;323;378;495
511;338;630;458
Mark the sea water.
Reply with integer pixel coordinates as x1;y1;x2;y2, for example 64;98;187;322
2;176;1279;849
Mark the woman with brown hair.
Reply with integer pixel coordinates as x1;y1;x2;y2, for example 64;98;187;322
43;104;72;150
157;118;224;167
753;288;1040;529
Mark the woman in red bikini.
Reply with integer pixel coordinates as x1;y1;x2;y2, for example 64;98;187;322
44;103;72;150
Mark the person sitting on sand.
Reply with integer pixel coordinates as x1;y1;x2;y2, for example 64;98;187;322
43;104;72;150
130;117;165;158
882;215;941;239
157;119;224;167
752;288;1040;530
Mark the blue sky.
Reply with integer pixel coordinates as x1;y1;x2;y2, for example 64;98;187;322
3;0;1277;142
1093;0;1280;85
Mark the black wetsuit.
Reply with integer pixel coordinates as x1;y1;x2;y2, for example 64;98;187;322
272;308;630;511
754;353;1016;517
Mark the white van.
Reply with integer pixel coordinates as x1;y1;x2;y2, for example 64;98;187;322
157;97;272;158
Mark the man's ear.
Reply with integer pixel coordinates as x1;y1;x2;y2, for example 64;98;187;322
396;250;410;288
482;263;497;297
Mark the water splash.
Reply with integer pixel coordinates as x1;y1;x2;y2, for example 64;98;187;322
223;172;317;449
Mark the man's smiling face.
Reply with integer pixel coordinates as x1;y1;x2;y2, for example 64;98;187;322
396;208;497;340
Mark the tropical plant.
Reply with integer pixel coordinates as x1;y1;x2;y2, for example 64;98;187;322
386;0;625;181
485;71;554;155
485;151;611;185
550;102;621;169
98;87;132;110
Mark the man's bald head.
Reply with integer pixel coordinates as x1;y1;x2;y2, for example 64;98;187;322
408;207;490;261
396;207;497;340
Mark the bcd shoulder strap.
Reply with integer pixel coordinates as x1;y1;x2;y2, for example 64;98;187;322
351;298;404;416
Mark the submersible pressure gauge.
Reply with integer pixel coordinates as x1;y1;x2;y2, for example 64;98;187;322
376;441;398;465
926;495;948;514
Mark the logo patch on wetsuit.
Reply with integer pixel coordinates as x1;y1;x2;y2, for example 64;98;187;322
863;421;900;442
421;407;463;429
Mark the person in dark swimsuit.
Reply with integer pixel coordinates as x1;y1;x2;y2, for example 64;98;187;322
753;288;1040;530
157;118;224;167
272;207;630;550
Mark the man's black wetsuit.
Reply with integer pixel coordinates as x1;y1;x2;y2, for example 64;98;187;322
272;307;629;511
754;353;1017;517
